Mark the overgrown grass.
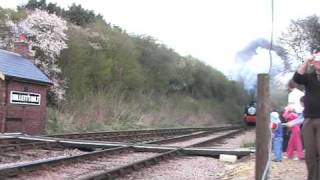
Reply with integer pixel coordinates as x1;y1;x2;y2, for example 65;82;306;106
46;91;244;134
241;141;256;148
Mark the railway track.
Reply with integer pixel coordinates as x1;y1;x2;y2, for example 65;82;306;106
0;137;38;145
47;127;224;139
0;126;238;153
0;126;249;179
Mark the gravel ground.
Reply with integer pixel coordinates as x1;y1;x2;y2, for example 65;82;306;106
118;129;308;180
118;129;256;180
218;129;256;148
119;156;226;180
163;130;239;147
13;151;158;180
201;128;256;148
0;149;84;168
220;154;307;180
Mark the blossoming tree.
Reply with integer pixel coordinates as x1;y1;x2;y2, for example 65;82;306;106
17;9;68;103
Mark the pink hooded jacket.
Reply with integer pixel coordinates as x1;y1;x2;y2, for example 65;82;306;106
282;110;298;122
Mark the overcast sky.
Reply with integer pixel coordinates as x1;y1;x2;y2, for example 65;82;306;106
2;0;320;77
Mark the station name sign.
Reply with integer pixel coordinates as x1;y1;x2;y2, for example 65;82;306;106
10;91;41;106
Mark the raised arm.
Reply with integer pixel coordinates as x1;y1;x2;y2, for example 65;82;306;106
287;115;304;127
294;56;313;85
297;56;313;74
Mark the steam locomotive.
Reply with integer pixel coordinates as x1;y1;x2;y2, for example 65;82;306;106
242;101;256;126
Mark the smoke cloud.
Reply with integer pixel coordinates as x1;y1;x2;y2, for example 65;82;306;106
236;38;288;65
232;38;289;91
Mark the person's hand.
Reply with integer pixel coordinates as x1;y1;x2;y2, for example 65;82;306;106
313;52;320;59
270;122;277;129
307;52;320;64
305;55;315;65
282;122;293;128
299;54;316;74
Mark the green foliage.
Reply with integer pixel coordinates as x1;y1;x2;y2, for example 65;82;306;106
46;107;62;134
60;22;145;99
0;7;27;22
20;0;101;26
59;27;95;99
56;20;249;131
19;0;63;16
241;141;255;148
50;4;64;15
20;0;47;10
133;36;181;93
64;4;97;26
46;91;245;133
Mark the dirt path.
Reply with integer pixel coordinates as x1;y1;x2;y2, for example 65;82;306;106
220;154;307;180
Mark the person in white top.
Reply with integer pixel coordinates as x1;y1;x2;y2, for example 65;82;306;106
284;80;305;127
288;91;304;113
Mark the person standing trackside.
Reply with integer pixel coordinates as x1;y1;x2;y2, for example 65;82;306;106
293;52;320;180
287;80;304;120
282;106;303;160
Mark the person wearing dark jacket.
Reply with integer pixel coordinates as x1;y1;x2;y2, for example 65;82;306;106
293;52;320;180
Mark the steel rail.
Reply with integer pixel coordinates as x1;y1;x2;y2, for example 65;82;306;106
143;126;240;145
48;126;236;139
0;130;199;152
0;146;132;177
0;126;241;152
77;128;246;180
0;138;29;145
0;141;63;153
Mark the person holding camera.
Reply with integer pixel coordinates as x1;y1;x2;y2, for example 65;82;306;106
293;52;320;180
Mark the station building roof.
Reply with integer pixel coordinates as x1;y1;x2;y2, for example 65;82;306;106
0;49;52;85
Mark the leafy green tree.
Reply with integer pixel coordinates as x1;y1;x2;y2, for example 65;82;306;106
133;35;182;93
20;0;47;10
20;1;101;27
64;4;97;26
60;21;145;100
46;2;63;15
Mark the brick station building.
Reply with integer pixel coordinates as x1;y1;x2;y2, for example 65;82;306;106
0;48;52;134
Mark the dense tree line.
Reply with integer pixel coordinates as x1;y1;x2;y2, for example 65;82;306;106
59;21;248;105
19;0;103;26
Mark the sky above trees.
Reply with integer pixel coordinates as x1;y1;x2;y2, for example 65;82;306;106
2;0;320;76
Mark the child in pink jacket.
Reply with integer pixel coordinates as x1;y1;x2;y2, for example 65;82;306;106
282;106;303;160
